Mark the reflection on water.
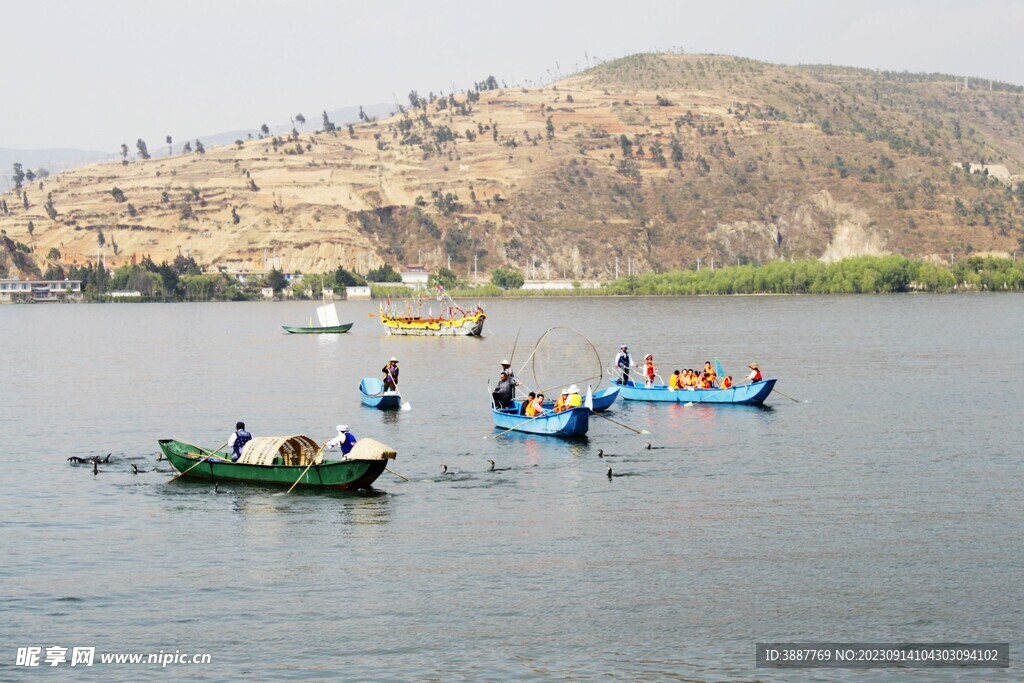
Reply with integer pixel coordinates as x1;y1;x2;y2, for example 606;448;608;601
2;295;1022;680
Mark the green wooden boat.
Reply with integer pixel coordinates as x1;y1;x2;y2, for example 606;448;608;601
282;322;353;334
159;434;394;490
283;301;353;334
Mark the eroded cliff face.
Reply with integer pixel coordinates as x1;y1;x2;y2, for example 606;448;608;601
0;234;42;279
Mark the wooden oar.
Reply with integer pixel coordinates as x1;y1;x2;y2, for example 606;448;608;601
385;468;409;481
773;388;803;403
168;440;228;483
486;410;553;439
287;443;327;493
395;383;412;411
590;410;650;435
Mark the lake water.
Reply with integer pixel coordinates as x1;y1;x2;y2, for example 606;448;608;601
1;295;1021;681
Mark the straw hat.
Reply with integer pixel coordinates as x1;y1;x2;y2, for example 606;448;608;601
748;362;759;369
568;384;579;394
560;388;569;395
645;353;653;360
500;359;510;365
390;357;399;362
337;425;348;432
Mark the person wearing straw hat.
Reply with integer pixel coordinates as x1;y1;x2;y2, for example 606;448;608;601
499;359;516;382
565;384;582;408
746;362;762;383
553;389;569;413
382;357;400;391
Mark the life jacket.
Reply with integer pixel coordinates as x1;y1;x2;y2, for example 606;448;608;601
750;369;762;382
526;399;541;417
233;430;252;456
645;362;655;378
669;374;679;389
722;377;733;389
567;393;582;408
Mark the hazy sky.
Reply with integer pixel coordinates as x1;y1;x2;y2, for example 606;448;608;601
3;0;1021;152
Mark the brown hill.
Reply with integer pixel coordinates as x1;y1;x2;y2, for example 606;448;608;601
2;53;1023;280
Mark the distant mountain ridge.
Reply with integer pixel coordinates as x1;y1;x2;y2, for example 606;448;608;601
2;53;1022;281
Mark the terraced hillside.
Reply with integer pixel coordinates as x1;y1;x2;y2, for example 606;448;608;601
2;53;1023;280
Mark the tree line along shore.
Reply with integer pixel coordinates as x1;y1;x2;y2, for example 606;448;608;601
17;253;1024;302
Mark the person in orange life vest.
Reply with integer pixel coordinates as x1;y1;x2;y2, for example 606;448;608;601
721;375;733;389
526;393;545;417
703;361;717;387
553;390;569;413
747;362;762;383
644;354;656;387
669;370;681;389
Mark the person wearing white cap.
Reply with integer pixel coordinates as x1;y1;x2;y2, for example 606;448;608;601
382;357;400;391
614;345;635;385
565;384;582;408
499;359;516;381
326;424;357;457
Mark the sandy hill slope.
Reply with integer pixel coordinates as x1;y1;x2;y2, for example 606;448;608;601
2;53;1023;281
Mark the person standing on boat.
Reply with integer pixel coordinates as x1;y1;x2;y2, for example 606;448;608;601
227;421;252;462
326;425;357;457
382;357;400;391
746;362;762;383
500;359;516;381
492;370;518;410
644;354;657;388
615;345;635;385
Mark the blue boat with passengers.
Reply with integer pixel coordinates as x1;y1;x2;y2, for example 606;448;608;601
611;378;777;405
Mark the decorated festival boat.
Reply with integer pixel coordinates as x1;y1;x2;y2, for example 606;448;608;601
379;285;485;336
159;435;395;489
611;378;777;405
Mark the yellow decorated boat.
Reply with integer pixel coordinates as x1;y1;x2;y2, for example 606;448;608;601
379;285;485;336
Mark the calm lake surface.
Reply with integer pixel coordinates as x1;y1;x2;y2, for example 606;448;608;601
1;295;1022;681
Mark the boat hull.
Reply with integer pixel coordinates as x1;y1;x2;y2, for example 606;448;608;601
158;439;387;489
381;312;485;336
612;378;776;405
359;377;402;409
282;323;353;334
491;405;589;437
590;386;619;412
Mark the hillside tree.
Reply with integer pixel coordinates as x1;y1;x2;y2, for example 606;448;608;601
12;163;25;190
295;113;305;130
136;138;150;160
120;143;129;165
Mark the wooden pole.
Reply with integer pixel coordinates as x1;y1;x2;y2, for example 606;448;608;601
287;443;327;493
168;440;228;483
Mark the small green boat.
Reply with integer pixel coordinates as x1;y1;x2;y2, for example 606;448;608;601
283;301;353;334
159;435;395;490
282;323;353;334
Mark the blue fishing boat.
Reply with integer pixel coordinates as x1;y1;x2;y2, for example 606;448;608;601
359;377;402;410
612;378;777;405
491;405;590;437
589;386;619;412
515;386;619;413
